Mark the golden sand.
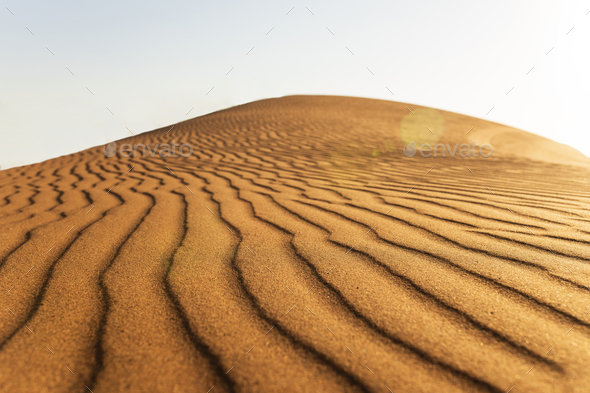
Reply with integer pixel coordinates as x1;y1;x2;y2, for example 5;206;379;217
1;96;589;392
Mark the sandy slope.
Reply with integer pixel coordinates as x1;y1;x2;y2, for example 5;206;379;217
0;96;589;393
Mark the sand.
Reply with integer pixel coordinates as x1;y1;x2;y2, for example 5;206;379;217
0;95;589;393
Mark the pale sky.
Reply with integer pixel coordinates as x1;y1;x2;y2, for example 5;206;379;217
1;0;589;169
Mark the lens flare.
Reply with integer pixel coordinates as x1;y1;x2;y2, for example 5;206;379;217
400;108;444;146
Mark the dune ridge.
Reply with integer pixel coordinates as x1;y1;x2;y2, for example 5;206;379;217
1;96;589;393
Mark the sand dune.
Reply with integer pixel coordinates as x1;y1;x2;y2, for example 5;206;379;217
1;95;589;393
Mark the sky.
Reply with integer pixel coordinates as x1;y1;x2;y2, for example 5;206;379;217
1;0;590;169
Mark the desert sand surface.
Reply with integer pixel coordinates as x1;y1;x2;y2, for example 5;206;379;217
1;95;590;393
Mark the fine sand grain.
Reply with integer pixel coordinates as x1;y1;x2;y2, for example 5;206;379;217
1;96;589;393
